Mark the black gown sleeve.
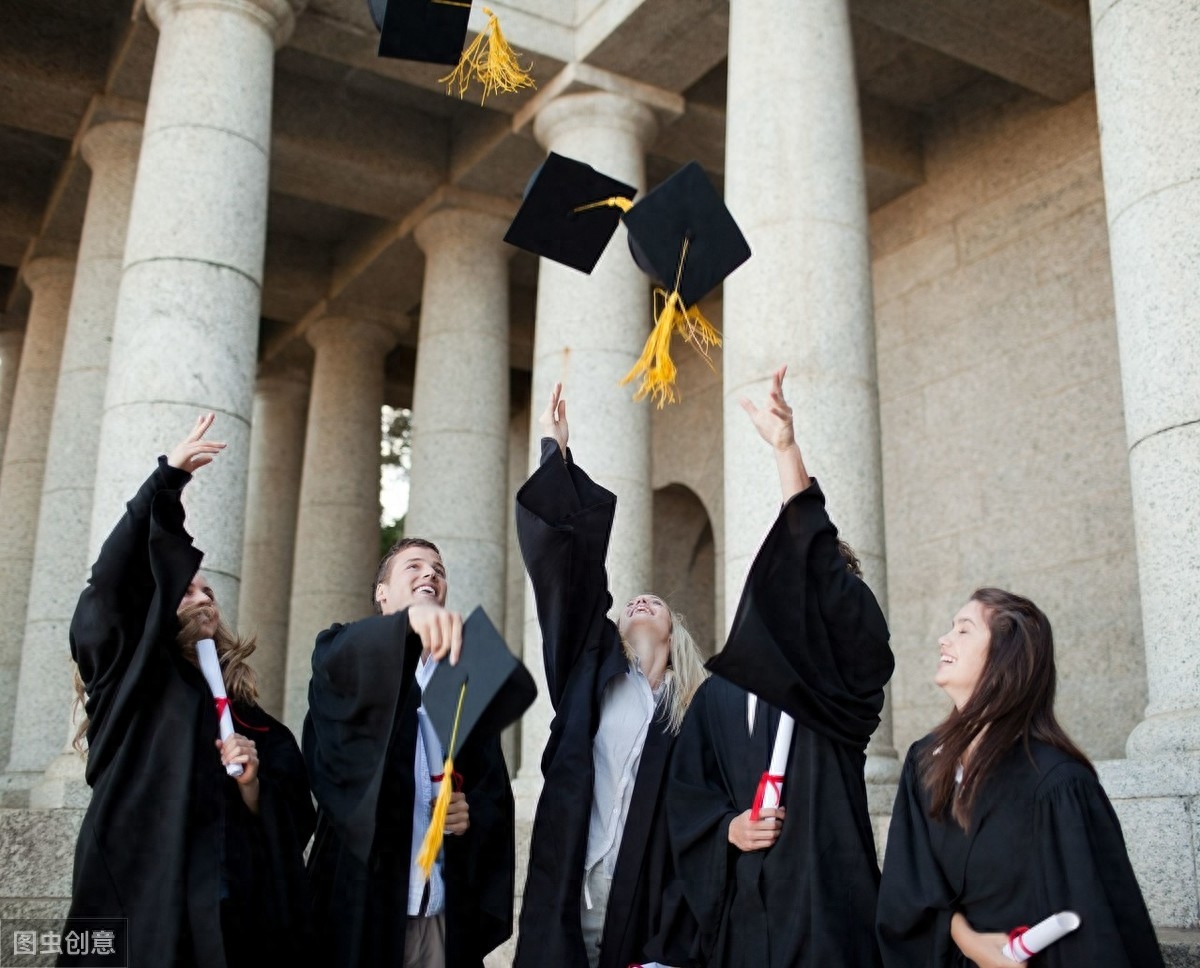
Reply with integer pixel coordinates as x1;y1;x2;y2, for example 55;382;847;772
514;437;618;709
1031;764;1165;968
302;612;423;864
665;681;738;961
876;744;958;968
707;479;893;746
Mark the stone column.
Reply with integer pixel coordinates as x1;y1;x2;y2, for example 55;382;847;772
721;0;897;778
1093;0;1200;759
408;205;512;624
282;318;396;732
0;329;23;471
237;365;310;719
5;121;143;788
516;92;658;802
0;257;75;778
89;0;304;618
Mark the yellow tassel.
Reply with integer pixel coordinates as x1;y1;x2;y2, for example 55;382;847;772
438;7;535;104
572;196;634;214
416;682;467;880
620;238;722;407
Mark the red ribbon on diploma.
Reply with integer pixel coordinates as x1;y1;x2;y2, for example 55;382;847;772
750;772;785;822
1008;926;1034;960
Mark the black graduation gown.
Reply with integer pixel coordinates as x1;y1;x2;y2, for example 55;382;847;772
303;612;515;968
669;479;894;968
514;440;699;968
876;737;1166;968
62;458;316;968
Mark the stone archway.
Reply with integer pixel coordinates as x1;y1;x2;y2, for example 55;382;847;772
652;484;717;659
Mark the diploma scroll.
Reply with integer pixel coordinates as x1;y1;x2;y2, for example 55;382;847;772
417;706;444;799
1002;911;1081;962
197;638;243;778
750;711;794;821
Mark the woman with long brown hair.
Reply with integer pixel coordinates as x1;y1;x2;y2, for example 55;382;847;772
877;588;1163;967
61;414;314;968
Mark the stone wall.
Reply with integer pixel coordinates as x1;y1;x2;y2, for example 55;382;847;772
870;89;1145;761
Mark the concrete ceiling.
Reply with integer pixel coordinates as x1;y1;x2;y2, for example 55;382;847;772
0;0;1094;398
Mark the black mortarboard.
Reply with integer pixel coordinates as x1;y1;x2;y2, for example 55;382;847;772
423;606;536;759
622;161;751;308
503;152;638;274
369;0;471;65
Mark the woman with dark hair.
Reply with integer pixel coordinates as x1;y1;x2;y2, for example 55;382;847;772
514;382;707;968
877;588;1164;968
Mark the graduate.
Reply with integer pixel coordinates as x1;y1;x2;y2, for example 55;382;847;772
876;588;1165;968
667;365;895;967
514;382;707;968
63;413;315;968
303;538;516;968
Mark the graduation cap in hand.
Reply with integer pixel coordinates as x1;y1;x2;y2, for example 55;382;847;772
504;152;638;274
416;606;536;878
366;0;534;102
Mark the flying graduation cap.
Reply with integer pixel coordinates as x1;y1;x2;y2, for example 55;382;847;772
416;606;536;879
506;156;751;406
367;0;534;102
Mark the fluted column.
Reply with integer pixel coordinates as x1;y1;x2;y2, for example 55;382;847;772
89;0;304;620
282;318;396;732
0;257;75;777
0;329;22;472
1092;0;1200;757
721;0;896;777
4;121;143;788
516;92;658;801
238;365;310;719
408;205;512;624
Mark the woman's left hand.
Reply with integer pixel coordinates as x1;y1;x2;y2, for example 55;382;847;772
218;734;259;785
950;912;1013;968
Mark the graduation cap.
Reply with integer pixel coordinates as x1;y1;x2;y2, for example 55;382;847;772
619;162;751;407
503;152;638;274
367;0;534;102
416;606;536;878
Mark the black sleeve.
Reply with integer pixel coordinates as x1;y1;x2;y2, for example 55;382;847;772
70;457;195;696
515;437;618;709
302;612;423;864
444;733;515;962
876;745;957;968
707;479;893;746
1032;765;1165;968
666;681;738;962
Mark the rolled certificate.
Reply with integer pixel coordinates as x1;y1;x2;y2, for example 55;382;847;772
1002;911;1081;962
196;638;243;778
750;710;794;821
417;706;444;799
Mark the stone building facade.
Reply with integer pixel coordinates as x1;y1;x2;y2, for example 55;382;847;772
0;0;1197;961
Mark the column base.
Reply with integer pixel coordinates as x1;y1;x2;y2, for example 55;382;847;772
1126;710;1200;760
1097;753;1200;929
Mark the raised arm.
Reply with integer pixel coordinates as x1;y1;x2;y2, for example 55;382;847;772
739;364;811;502
71;414;225;695
515;383;618;708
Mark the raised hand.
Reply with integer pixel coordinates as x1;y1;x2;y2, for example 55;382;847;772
739;365;795;452
168;413;226;473
538;382;569;457
407;602;464;665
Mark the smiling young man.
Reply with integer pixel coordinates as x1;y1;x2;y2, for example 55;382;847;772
303;538;515;968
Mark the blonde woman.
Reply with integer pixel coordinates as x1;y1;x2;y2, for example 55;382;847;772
514;383;708;968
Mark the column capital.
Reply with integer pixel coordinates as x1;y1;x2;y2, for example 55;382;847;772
413;204;515;261
21;257;75;295
145;0;307;48
533;90;660;155
306;316;398;356
80;119;143;173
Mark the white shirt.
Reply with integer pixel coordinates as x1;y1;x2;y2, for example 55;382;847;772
584;660;665;883
407;655;446;917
